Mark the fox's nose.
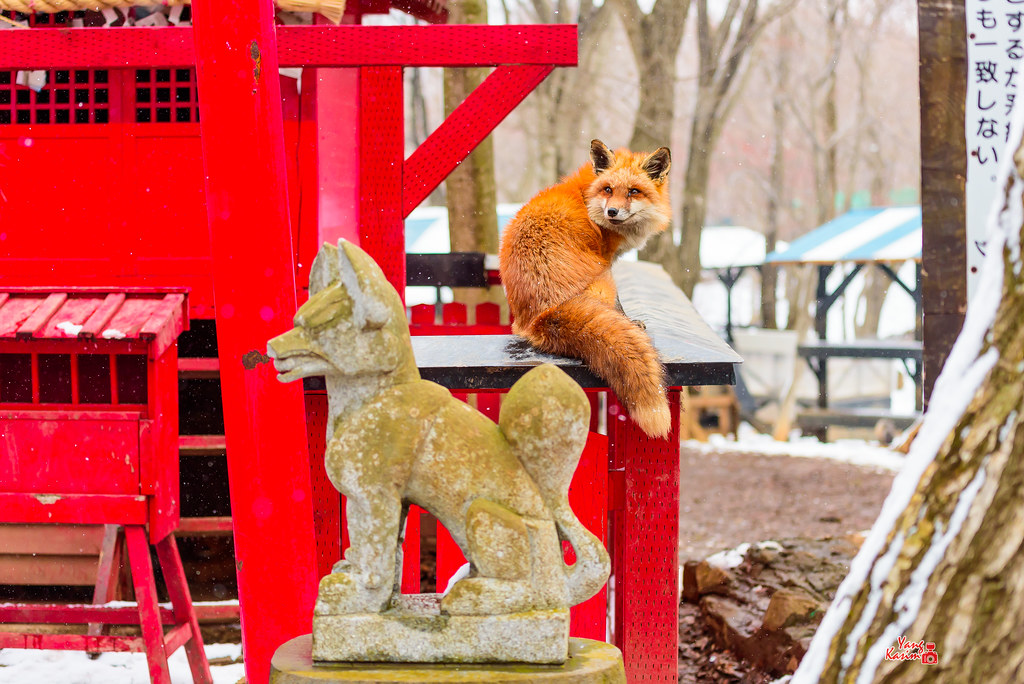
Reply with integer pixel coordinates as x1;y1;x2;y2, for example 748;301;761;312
606;207;618;217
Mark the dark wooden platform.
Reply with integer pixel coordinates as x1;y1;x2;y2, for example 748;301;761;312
411;261;742;391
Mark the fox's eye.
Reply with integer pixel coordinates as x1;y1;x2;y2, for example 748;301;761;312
628;188;640;197
603;186;612;194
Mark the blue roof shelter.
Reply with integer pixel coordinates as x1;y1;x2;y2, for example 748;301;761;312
765;207;923;416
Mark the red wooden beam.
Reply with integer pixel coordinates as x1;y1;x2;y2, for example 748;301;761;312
0;25;577;69
0;632;146;652
403;63;555;216
0;493;148;525
191;0;318;682
0;604;176;624
358;66;407;293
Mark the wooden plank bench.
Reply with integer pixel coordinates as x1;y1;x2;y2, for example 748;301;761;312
797;339;922;439
411;260;739;390
796;408;921;432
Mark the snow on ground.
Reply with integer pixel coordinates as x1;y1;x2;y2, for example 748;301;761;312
0;643;244;684
686;422;906;473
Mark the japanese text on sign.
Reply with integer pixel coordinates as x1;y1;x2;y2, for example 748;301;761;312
966;0;1024;298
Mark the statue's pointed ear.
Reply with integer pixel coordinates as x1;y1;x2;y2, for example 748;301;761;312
641;147;671;183
309;242;339;295
337;239;392;328
590;139;614;175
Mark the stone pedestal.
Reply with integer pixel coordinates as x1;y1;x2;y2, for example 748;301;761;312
313;594;569;664
270;635;626;684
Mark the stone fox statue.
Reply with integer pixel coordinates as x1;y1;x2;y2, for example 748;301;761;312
267;240;609;619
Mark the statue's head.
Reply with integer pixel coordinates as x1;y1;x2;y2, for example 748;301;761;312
267;240;412;383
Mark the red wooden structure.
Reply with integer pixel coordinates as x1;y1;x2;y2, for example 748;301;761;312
0;289;211;684
0;7;692;684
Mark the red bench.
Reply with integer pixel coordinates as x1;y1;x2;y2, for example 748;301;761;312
0;289;211;684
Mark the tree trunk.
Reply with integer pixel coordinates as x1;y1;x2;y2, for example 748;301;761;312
854;264;891;339
772;263;815;439
443;0;504;316
761;23;789;330
675;117;715;297
792;108;1024;684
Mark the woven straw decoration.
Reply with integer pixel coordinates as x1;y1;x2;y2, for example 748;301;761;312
0;0;346;24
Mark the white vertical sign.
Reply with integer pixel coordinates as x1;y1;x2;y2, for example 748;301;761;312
966;0;1023;298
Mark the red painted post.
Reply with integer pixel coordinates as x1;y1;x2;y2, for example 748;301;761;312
609;391;681;682
567;431;608;641
125;525;171;684
358;66;406;294
191;2;318;682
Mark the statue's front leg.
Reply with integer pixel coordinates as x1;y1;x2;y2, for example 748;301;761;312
315;487;403;615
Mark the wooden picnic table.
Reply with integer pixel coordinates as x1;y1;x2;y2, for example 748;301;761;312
797;339;923;434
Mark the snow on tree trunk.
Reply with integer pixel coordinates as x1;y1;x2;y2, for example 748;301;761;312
791;88;1024;684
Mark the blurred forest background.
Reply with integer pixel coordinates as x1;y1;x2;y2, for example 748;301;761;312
392;0;920;329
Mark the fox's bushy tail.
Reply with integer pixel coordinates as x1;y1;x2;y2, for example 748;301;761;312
520;294;670;438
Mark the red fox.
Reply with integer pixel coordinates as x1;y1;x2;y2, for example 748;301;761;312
499;139;673;438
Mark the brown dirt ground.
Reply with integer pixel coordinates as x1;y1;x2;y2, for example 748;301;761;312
676;445;896;683
679;446;896;562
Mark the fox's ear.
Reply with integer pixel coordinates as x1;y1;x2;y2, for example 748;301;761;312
641;147;671;183
590;140;614;175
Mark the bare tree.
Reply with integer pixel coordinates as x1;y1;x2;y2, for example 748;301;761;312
612;0;690;154
636;0;795;297
521;0;613;182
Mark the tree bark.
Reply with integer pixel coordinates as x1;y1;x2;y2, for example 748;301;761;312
792;108;1024;684
854;264;891;339
443;0;504;315
761;17;790;330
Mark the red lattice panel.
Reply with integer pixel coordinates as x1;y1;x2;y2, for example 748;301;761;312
133;68;198;124
0;68;113;125
305;391;342;581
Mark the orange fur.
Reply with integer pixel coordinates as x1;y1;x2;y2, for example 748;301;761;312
499;140;673;438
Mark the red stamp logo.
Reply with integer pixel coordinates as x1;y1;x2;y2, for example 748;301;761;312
884;636;938;665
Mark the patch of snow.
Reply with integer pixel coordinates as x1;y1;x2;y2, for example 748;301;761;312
56;321;83;336
687;422;906;472
0;643;243;684
705;540;782;570
706;543;750;569
442;563;471;596
101;328;126;340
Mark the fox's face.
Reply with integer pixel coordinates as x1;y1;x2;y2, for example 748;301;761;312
585;140;671;251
